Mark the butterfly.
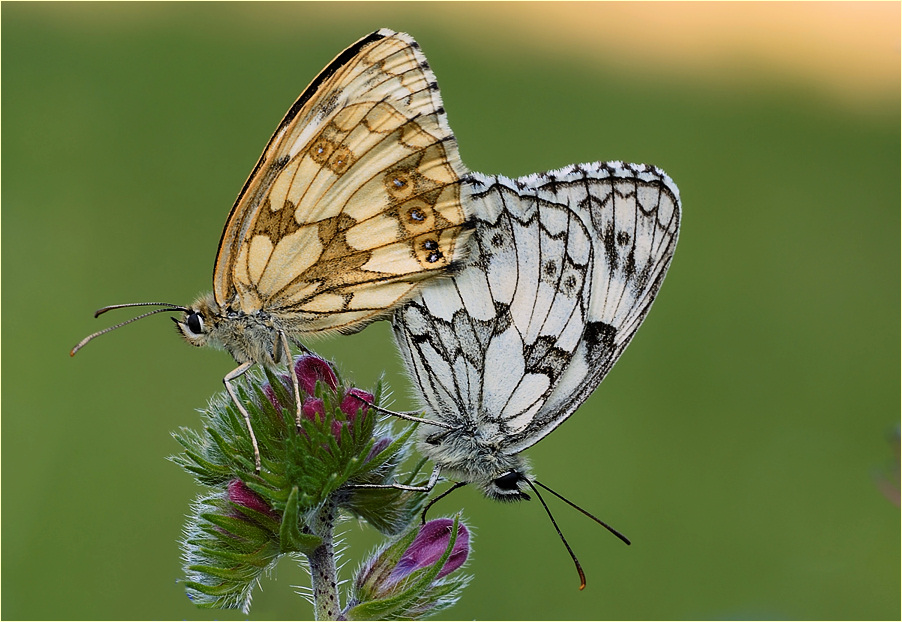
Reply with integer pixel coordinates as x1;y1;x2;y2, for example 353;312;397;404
383;161;680;586
71;29;472;471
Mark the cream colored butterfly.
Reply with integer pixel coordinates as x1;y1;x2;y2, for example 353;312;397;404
72;29;472;471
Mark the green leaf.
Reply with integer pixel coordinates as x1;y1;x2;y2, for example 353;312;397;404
201;512;271;542
279;487;322;554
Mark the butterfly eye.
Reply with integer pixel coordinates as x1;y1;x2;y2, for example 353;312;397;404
186;311;204;335
493;471;522;491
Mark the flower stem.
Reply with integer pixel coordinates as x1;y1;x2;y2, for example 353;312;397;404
308;497;340;620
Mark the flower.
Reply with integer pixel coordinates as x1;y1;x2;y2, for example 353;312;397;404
262;379;289;414
365;437;392;464
333;387;374;440
301;397;326;419
389;519;470;583
262;355;336;414
175;354;424;615
262;355;374;445
348;517;471;620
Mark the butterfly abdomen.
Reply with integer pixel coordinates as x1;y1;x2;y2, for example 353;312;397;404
415;420;531;499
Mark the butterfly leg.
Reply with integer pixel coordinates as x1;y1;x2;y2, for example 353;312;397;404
289;335;313;356
347;394;455;430
277;331;304;430
350;464;443;492
223;361;261;473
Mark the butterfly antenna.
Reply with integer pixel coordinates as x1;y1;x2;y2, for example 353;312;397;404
421;481;468;524
523;478;588;590
533;480;631;546
92;301;186;318
71;303;187;356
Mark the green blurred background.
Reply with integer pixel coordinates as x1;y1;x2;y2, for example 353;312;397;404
3;3;899;620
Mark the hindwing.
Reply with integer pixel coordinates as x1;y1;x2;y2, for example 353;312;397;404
394;161;680;453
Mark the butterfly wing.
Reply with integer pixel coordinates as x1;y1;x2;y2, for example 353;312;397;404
393;161;680;454
214;29;471;334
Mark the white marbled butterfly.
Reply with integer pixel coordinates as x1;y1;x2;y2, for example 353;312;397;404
378;161;680;587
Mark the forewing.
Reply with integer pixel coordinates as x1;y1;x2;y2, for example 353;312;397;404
214;29;470;333
393;161;680;453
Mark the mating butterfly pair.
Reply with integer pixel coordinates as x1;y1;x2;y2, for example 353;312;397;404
73;30;680;548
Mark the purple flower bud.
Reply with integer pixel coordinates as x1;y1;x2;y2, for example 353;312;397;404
301;397;325;421
227;479;279;521
263;384;280;411
341;388;373;421
301;397;349;443
262;374;291;415
364;437;392;464
261;356;377;448
353;518;471;611
388;519;469;584
294;355;338;395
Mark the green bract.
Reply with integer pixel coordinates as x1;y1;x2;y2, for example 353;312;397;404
170;355;471;619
